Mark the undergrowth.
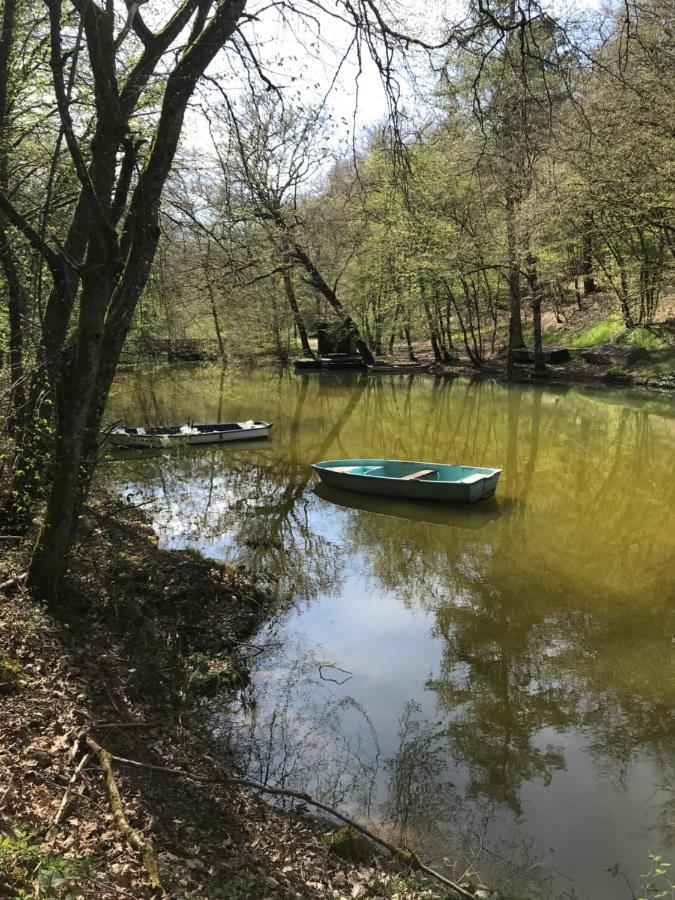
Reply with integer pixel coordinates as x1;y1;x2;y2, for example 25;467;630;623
0;828;100;899
553;315;670;350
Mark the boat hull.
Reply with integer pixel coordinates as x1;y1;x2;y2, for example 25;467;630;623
106;421;272;449
320;356;367;371
293;358;323;369
366;364;430;375
313;459;501;503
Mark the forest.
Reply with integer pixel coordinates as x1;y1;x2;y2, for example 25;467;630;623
0;0;673;593
0;0;673;897
151;5;675;371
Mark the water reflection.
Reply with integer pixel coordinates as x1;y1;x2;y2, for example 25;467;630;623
104;367;675;899
314;482;503;528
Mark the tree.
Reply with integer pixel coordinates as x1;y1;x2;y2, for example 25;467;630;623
217;91;376;364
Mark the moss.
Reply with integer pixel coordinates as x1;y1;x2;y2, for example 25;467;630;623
0;651;23;692
187;654;250;697
324;826;374;863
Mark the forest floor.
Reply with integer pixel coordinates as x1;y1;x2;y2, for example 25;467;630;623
0;496;468;900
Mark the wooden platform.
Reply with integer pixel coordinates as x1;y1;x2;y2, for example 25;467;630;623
512;347;571;364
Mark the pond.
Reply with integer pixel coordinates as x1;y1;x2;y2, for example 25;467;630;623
104;365;675;899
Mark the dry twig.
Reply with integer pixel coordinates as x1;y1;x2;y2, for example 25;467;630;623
101;746;475;898
53;751;91;825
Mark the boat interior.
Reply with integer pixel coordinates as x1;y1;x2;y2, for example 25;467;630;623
323;462;496;483
120;421;261;436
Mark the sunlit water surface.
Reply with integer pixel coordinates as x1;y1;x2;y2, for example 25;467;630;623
104;365;675;899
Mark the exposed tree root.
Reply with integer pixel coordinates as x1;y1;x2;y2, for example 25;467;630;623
84;736;162;891
99;745;475;899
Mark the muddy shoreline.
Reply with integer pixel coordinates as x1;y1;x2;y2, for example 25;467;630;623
428;355;675;395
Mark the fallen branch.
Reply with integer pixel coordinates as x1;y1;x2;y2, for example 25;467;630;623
93;721;160;730
0;572;27;592
103;748;475;898
84;737;161;890
53;752;91;825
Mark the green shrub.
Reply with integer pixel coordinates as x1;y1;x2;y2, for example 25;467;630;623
0;828;99;899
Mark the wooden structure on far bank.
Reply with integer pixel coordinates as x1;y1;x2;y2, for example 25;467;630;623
316;322;358;357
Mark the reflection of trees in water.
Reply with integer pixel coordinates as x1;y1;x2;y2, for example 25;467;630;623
220;642;559;899
106;368;675;884
105;372;369;603
383;701;458;837
341;385;674;843
107;450;340;602
382;701;563;900
218;635;382;817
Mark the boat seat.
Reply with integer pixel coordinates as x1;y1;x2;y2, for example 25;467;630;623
400;468;437;481
326;466;361;473
457;473;487;484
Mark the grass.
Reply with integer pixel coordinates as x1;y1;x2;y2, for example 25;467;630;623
564;315;624;348
543;315;671;351
632;357;675;376
620;326;669;349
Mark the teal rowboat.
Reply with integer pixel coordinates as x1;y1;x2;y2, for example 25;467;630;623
312;459;502;503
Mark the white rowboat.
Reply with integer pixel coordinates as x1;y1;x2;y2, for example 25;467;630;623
106;420;272;449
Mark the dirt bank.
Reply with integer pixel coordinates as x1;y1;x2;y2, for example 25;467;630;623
0;496;463;899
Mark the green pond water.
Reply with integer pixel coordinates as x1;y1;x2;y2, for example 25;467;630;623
104;365;675;899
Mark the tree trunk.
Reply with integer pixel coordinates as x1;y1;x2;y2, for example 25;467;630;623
0;0;26;431
270;291;287;360
526;251;546;373
581;215;596;295
0;226;27;429
282;265;313;357
423;301;443;363
505;194;524;379
204;241;226;359
418;278;442;363
287;237;374;365
618;260;634;327
28;0;248;601
28;322;104;604
573;274;583;310
209;290;226;360
28;423;84;603
403;324;416;361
